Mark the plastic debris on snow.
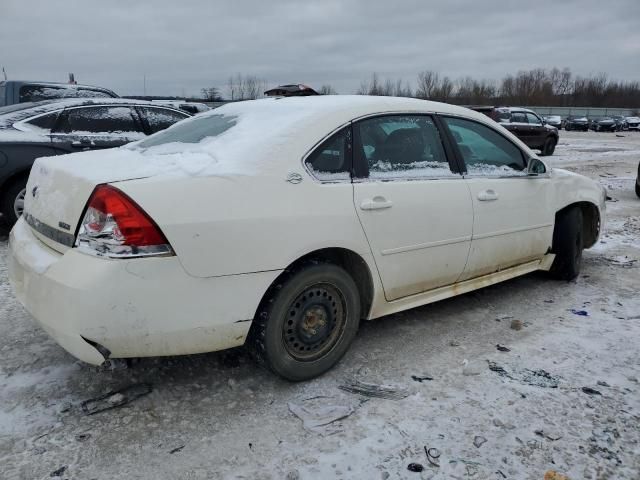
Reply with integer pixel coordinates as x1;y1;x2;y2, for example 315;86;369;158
569;309;589;316
488;362;560;388
581;386;602;396
338;379;410;400
81;383;152;415
288;399;355;435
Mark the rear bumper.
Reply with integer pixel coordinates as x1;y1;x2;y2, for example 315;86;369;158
8;218;281;364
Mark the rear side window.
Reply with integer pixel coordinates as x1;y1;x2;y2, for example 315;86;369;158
25;112;59;131
140;107;189;134
60;106;142;134
354;115;454;179
443;117;526;174
305;127;351;181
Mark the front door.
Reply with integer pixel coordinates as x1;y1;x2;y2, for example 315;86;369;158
440;116;554;281
352;114;473;301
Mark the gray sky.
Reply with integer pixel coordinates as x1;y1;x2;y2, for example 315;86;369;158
2;0;639;97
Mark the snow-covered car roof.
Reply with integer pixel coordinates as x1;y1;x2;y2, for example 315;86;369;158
0;98;175;130
39;95;532;185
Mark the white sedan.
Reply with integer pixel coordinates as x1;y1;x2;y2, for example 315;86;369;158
8;96;606;380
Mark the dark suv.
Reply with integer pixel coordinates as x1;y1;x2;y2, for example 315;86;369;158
0;80;118;107
471;106;559;156
0;99;189;224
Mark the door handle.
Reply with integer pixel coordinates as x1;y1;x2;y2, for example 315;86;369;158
477;189;498;201
360;196;393;211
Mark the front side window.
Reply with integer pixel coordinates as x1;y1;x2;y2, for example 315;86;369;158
305;127;351;181
526;113;542;125
60;106;142;134
443;117;526;175
140;107;189;134
354;115;453;179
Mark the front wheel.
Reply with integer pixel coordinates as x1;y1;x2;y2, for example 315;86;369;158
247;263;361;381
0;178;27;226
549;207;584;281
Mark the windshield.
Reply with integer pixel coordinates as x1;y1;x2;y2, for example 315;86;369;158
137;114;237;148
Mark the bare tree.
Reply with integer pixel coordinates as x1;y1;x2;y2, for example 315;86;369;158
200;87;222;101
415;71;440;99
227;74;268;100
318;84;337;95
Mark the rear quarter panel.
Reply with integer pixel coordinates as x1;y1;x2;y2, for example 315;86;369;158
117;174;374;278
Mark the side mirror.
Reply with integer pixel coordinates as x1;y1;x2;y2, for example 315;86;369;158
527;157;547;174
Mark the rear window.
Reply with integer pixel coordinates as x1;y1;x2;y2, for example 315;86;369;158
137;114;237;148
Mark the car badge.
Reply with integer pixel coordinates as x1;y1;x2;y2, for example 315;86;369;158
286;172;303;184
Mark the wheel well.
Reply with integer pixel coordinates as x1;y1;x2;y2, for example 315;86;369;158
258;248;375;320
0;169;30;195
554;202;600;249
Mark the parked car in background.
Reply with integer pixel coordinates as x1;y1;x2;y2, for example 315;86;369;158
487;107;559;155
589;117;617;132
625;116;640;131
0;80;118;107
611;115;628;131
150;100;210;115
543;115;562;129
0;99;189;224
8;96;605;380
564;115;590;131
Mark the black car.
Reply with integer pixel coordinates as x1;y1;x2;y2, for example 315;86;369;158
0;80;118;107
564;115;589;131
0;99;190;224
490;107;559;156
589;117;617;132
611;115;628;131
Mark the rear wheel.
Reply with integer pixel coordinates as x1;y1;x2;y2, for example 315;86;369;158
540;137;557;156
247;263;360;381
0;178;28;226
549;207;583;281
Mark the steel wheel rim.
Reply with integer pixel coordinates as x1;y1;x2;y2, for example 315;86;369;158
14;188;26;218
282;283;347;362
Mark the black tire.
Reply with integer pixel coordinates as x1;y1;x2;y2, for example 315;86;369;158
565;124;571;131
540;137;557;156
247;263;361;381
549;207;584;281
635;181;640;198
0;177;27;226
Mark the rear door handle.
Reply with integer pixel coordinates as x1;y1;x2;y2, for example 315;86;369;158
360;196;393;210
477;189;498;201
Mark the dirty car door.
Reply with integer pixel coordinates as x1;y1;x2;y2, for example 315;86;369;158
352;115;473;301
441;116;554;281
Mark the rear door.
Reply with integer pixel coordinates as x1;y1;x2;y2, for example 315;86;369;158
508;111;534;147
50;105;146;152
440;116;554;281
352;114;473;301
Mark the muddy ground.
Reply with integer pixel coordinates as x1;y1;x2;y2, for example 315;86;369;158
0;130;639;479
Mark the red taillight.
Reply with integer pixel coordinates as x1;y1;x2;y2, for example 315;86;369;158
75;184;172;258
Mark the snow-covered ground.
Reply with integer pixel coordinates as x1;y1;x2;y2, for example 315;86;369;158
0;130;638;479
